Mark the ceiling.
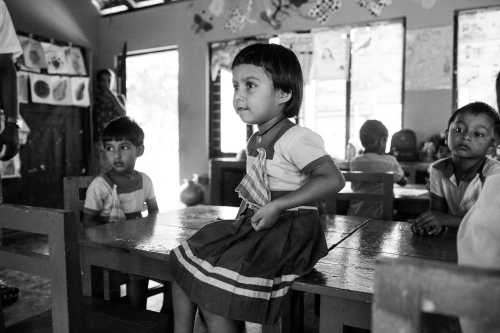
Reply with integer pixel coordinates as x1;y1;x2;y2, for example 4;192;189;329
91;0;187;16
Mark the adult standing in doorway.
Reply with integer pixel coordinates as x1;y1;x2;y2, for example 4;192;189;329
92;68;126;172
0;0;22;307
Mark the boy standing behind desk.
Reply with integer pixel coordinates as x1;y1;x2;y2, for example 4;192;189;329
83;116;158;309
348;120;407;219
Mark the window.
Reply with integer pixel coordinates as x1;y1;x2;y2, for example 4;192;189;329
209;20;404;160
456;6;500;110
126;48;180;211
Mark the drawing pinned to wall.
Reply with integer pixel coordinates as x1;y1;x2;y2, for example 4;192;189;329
70;77;90;106
66;47;87;75
42;42;71;74
51;76;72;105
312;29;347;80
17;36;47;71
17;71;29;104
356;0;392;16
29;73;51;103
308;0;341;24
224;0;255;33
406;25;452;90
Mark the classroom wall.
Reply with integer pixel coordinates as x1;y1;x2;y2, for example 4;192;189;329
94;0;500;180
5;0;98;48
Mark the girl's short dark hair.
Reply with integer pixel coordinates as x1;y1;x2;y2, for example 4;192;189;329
231;43;303;118
102;116;144;146
448;102;500;136
359;120;388;150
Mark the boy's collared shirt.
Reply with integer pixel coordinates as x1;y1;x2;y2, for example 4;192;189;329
430;156;500;217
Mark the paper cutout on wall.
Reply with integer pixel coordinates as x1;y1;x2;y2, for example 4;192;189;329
67;47;87;75
29;73;72;105
406;26;452;90
70;77;90;106
17;71;29;104
51;76;72;105
42;42;71;74
312;29;347;80
17;36;47;71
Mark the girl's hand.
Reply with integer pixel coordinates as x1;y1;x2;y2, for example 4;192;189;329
411;211;444;236
251;201;282;231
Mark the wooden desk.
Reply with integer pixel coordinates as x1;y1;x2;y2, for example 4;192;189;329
292;219;457;333
80;205;368;333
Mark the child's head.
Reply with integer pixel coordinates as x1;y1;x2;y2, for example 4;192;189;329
231;43;303;125
101;116;144;173
359;120;388;154
446;102;499;160
96;68;116;92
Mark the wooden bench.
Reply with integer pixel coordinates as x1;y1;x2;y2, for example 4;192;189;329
0;203;169;333
373;257;500;333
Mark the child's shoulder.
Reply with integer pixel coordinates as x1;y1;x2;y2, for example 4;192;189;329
482;157;500;177
280;125;323;144
430;157;453;173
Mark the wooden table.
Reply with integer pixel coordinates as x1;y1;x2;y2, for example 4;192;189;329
292;218;457;333
80;205;370;333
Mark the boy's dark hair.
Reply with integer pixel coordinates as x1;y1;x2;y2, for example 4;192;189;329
231;43;303;118
448;102;500;136
359;120;388;150
101;116;144;146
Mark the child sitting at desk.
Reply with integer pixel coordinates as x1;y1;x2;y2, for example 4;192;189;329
413;102;500;236
348;119;407;219
83;116;159;308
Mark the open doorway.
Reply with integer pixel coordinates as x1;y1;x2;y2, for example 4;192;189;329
126;48;180;211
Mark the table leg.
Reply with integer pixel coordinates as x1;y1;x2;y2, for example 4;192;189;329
320;296;371;333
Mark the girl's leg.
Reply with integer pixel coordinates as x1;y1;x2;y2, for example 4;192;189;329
172;281;196;333
202;309;245;333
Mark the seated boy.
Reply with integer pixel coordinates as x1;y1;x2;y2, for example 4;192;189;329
83;116;158;308
349;120;407;219
413;102;500;236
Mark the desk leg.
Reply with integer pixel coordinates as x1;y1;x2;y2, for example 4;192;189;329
320;296;371;333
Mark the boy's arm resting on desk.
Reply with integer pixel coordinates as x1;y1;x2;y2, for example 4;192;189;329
412;193;461;235
251;156;345;231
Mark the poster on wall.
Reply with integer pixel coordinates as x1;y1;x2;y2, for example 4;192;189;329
405;25;453;90
311;29;348;80
29;73;72;105
17;71;29;104
50;76;72;105
70;77;90;106
17;35;47;71
42;42;71;74
67;47;87;75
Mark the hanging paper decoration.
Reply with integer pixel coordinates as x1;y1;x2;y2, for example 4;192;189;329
260;0;290;30
224;0;255;33
70;77;90;106
66;47;87;75
308;0;341;24
17;36;47;71
189;0;226;35
279;33;314;82
42;42;71;74
29;73;72;106
17;71;29;104
208;0;226;16
192;12;214;33
311;29;348;80
356;0;392;16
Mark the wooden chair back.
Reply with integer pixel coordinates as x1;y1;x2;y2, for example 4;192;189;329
332;171;394;220
63;176;94;216
0;204;81;333
373;257;500;333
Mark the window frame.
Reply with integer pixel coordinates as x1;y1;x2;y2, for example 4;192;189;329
208;17;406;159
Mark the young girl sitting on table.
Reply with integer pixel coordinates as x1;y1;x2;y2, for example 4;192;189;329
412;102;500;236
169;43;345;333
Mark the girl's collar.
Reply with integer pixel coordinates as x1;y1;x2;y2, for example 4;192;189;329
256;117;286;141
